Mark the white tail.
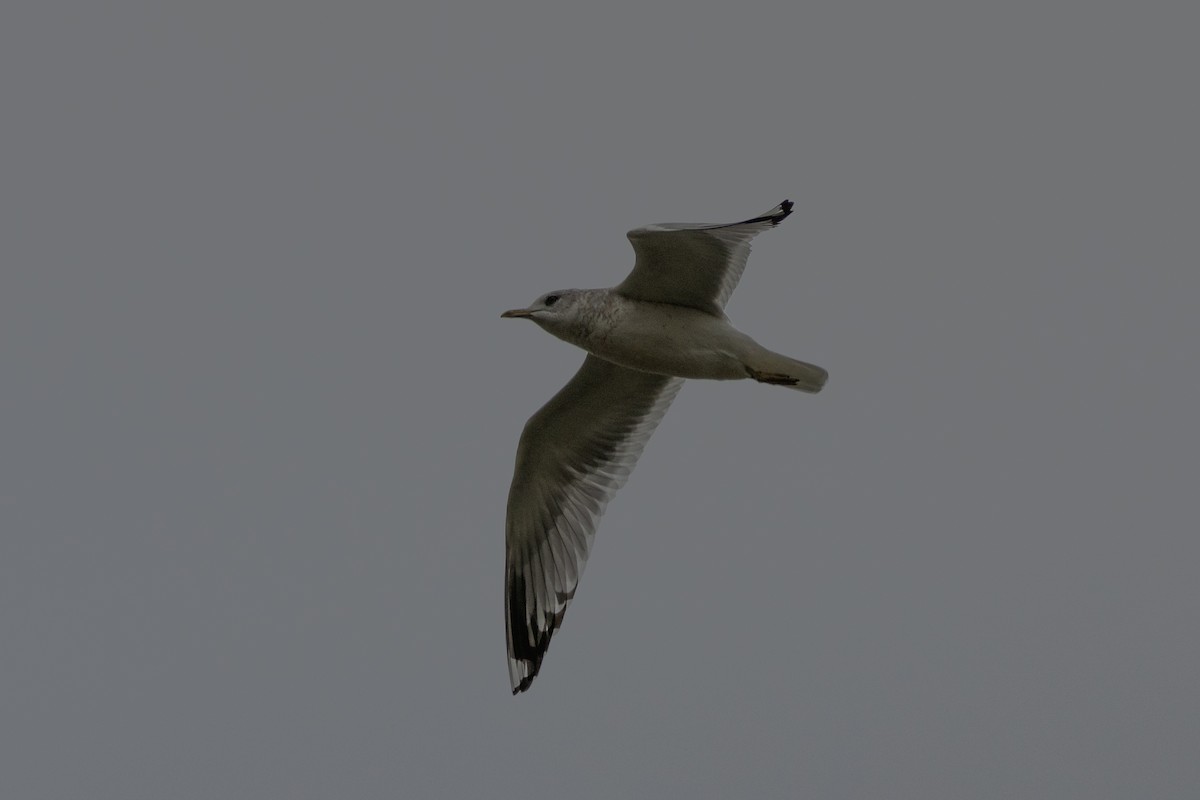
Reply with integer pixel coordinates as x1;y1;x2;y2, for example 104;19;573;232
744;349;828;393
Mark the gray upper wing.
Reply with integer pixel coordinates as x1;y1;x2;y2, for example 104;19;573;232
615;199;794;316
505;355;683;693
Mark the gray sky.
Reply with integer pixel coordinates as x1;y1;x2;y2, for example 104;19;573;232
3;2;1198;798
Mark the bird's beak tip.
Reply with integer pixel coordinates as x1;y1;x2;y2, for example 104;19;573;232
501;308;533;319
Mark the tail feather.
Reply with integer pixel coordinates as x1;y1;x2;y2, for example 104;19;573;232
744;350;828;393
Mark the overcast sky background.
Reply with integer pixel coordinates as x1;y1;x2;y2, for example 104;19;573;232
3;3;1198;798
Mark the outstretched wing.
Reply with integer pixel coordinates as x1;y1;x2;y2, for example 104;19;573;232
505;355;683;693
616;199;794;315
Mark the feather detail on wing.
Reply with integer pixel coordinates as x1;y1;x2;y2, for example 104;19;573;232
505;355;683;693
616;199;794;315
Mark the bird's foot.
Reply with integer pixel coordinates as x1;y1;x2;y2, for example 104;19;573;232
745;367;802;387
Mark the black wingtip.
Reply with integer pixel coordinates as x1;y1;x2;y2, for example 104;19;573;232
773;199;794;224
509;643;548;694
739;199;794;228
507;569;554;695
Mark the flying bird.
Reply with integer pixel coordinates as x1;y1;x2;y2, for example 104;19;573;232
501;199;826;693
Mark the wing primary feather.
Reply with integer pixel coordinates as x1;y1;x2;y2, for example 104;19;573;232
617;199;795;313
505;356;683;693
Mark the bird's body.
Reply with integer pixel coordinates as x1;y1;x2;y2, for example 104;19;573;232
532;290;760;381
501;199;826;693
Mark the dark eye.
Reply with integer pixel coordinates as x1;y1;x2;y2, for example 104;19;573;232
544;294;559;307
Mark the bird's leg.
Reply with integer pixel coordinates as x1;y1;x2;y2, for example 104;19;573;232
744;366;804;387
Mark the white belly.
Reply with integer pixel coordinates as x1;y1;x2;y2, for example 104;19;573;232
569;301;753;380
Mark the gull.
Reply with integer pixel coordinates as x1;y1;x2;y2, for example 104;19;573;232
501;199;827;693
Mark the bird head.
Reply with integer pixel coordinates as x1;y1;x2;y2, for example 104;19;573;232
501;290;582;330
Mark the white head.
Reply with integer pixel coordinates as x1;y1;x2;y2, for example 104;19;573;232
501;289;585;335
